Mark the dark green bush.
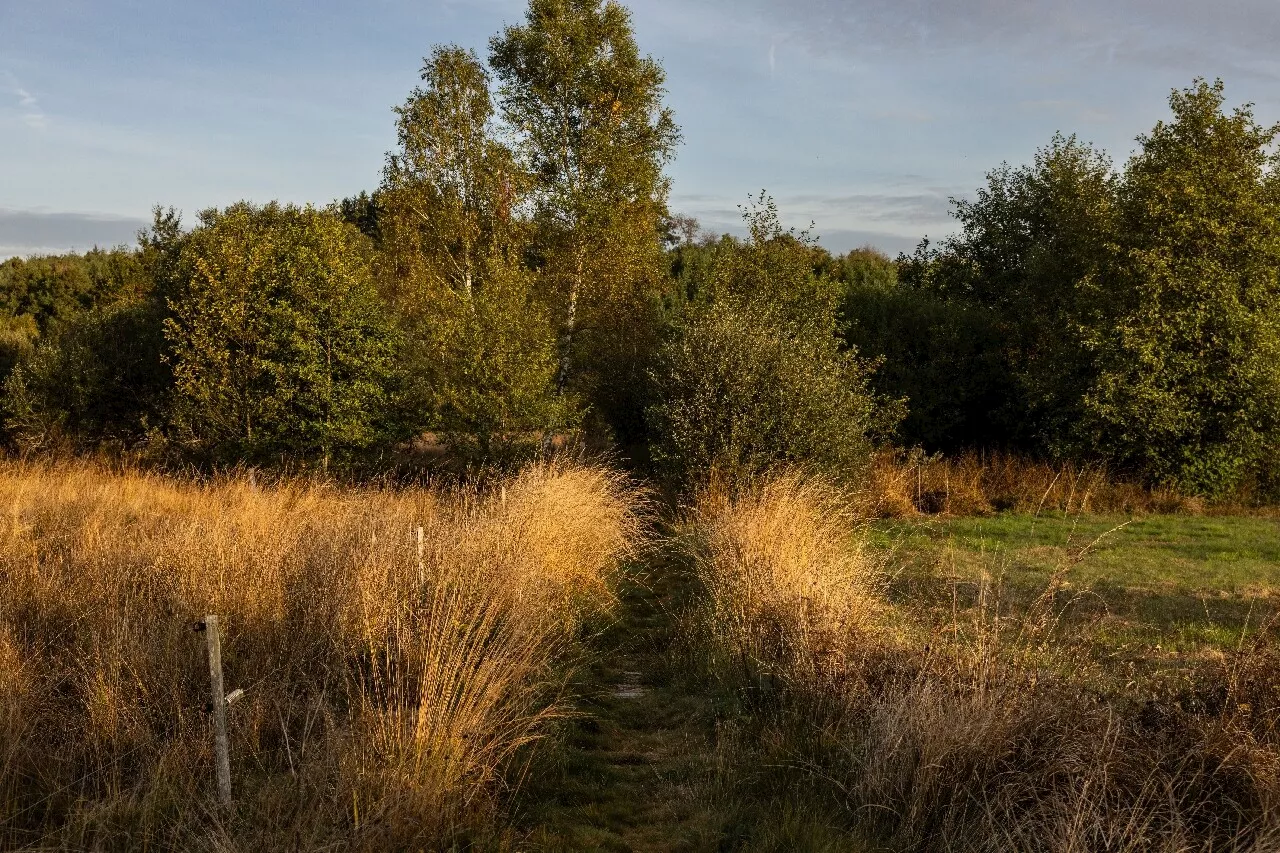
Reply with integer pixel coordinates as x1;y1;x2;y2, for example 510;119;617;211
164;202;396;466
3;300;170;451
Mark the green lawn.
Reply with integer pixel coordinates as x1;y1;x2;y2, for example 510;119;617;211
875;512;1280;662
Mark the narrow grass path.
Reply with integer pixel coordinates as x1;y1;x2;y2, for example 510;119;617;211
516;560;731;852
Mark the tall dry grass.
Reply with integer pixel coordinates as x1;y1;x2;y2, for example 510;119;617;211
862;449;1209;517
689;471;1280;852
0;458;641;850
688;474;882;702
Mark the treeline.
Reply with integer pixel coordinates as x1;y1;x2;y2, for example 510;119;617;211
2;1;1279;501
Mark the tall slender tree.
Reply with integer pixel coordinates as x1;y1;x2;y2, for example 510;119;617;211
380;44;567;456
489;0;680;430
382;46;523;306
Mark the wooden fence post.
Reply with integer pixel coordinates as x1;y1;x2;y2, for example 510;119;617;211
197;614;233;809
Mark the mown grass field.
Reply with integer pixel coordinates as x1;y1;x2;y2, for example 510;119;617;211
876;512;1280;679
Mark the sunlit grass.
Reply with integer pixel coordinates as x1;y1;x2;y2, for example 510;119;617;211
0;458;643;851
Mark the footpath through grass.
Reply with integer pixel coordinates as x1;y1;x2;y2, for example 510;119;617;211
514;554;873;852
516;561;725;851
513;510;1279;849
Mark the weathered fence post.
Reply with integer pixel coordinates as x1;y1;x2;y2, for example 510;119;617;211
196;615;233;809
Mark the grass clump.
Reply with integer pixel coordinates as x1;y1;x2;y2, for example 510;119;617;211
686;470;1280;852
688;474;883;701
0;458;641;851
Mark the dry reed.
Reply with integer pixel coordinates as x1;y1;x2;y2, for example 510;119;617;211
862;449;1210;517
0;458;641;850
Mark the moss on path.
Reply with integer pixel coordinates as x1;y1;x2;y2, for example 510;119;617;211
516;562;728;852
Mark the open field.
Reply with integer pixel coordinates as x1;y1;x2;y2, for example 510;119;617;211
2;461;1278;851
877;513;1280;673
670;481;1280;851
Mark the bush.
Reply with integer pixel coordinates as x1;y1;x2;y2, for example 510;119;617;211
841;279;1017;451
0;314;36;388
3;301;170;452
648;298;887;488
647;196;896;489
164;202;396;466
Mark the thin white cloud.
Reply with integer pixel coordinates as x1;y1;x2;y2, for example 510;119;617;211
671;186;961;253
708;0;1280;80
3;72;47;130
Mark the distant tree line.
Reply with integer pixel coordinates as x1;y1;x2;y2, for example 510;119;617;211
1;1;1277;500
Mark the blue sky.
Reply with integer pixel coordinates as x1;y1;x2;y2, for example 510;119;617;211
2;0;1279;257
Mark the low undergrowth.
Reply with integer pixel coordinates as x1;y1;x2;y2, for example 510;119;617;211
860;449;1269;518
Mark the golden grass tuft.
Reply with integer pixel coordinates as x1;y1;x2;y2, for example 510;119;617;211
0;457;642;850
689;473;881;695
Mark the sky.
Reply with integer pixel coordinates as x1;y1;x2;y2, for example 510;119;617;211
2;0;1279;258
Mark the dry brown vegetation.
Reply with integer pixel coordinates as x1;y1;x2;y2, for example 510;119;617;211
688;471;1280;852
689;474;883;700
862;449;1215;518
0;459;642;850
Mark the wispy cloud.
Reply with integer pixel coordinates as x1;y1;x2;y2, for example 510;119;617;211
712;0;1280;80
4;72;47;129
670;187;961;253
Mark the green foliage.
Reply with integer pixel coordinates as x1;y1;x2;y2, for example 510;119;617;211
887;80;1280;498
164;202;395;466
490;0;680;438
382;46;522;303
398;259;573;462
841;277;1016;450
648;199;895;488
0;314;37;388
3;300;170;451
1080;80;1280;497
379;43;567;461
0;248;145;334
831;247;899;291
896;136;1117;452
336;191;383;245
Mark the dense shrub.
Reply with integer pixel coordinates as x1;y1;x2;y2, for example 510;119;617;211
648;298;885;488
647;198;896;488
841;277;1017;451
164;202;396;466
0;248;145;333
3;301;170;451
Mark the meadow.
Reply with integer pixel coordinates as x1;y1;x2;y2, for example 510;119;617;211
2;458;1278;851
0;459;642;850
